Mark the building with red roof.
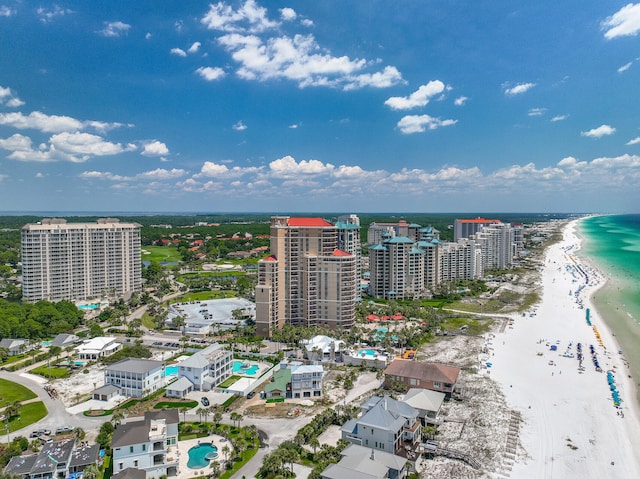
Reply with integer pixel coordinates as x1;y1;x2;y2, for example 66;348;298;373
255;216;359;338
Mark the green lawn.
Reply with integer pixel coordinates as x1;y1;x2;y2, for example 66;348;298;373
172;291;237;302
7;401;47;432
0;378;38;406
153;401;198;409
218;376;241;388
29;365;71;379
141;246;183;263
141;312;156;329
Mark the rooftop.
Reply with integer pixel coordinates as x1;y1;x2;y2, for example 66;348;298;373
287;217;333;227
384;359;461;384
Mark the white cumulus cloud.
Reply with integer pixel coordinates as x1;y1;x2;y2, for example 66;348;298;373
171;48;187;57
397;115;457;134
551;114;568;122
384;80;446;110
99;21;131;37
280;7;296;21
528;108;547;117
626;136;640;145
196;66;226;81
581;124;616;138
504;82;536;96
0;6;15;16
141;140;169;156
37;5;73;23
201;0;278;33
454;96;468;106
188;42;201;54
232;121;247;131
602;3;640;39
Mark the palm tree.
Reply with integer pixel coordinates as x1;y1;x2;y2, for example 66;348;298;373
196;407;206;423
4;401;20;419
180;407;189;423
213;411;222;426
221;445;230;463
309;437;320;455
73;427;86;441
209;460;221;478
82;464;100;479
111;410;125;427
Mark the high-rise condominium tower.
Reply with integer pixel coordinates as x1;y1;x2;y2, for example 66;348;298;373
21;218;141;302
255;216;358;338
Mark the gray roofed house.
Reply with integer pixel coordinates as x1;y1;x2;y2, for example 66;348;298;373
92;384;120;401
69;444;101;472
321;444;409;479
6;439;76;479
0;338;28;356
51;333;80;348
112;468;147;479
176;342;233;391
402;388;445;425
342;396;421;459
165;376;194;398
104;358;164;398
111;410;179;479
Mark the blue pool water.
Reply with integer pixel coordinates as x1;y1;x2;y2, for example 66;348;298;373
164;365;178;376
187;443;218;469
77;303;101;310
359;349;376;356
233;360;259;375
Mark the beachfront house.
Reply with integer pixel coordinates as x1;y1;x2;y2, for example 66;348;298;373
341;395;421;458
4;439;100;479
74;336;121;360
321;444;409;479
383;360;461;398
402;388;446;425
177;342;232;391
104;358;164;398
112;410;179;479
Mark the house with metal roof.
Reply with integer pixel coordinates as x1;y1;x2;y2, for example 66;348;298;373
321;444;409;479
341;396;421;458
177;342;232;391
402;388;446;425
265;360;325;400
74;336;121;360
0;338;28;356
104;358;164;398
112;410;179;479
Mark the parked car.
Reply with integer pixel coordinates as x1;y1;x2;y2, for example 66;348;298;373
55;426;73;434
201;397;210;406
247;391;256;399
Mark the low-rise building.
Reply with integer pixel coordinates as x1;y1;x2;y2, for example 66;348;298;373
4;439;99;479
301;335;345;361
265;360;325;399
402;388;446;425
341;396;421;458
112;410;179;479
75;336;121;360
383;360;461;398
0;338;28;356
177;342;232;391
321;444;409;479
104;358;164;398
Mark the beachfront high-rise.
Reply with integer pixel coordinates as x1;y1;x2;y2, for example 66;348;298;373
21;218;141;302
255;216;358;338
454;217;502;242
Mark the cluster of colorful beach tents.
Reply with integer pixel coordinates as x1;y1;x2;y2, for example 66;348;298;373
607;371;622;406
593;325;605;349
589;344;602;372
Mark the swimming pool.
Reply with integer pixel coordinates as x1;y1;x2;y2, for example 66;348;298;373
187;443;218;469
233;360;259;375
77;303;100;310
164;365;178;376
358;349;377;357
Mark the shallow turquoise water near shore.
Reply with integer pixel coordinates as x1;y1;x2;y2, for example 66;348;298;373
579;214;640;404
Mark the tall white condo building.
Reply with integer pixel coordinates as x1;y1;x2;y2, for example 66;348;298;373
21;218;141;302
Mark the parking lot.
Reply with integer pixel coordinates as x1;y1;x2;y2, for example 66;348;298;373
168;298;255;331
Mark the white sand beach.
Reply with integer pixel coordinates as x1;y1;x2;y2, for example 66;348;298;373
490;220;640;478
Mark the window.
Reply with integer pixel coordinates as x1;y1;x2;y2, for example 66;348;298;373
119;464;123;471
130;446;134;453
142;444;146;451
434;381;441;387
134;461;138;467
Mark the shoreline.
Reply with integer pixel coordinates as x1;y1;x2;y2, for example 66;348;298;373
489;219;640;478
577;217;640;409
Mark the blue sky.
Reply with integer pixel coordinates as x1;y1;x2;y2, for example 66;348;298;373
1;1;640;213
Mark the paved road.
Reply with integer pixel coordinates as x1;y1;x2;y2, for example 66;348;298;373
0;370;108;441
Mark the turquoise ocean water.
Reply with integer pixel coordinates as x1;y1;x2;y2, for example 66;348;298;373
580;214;640;403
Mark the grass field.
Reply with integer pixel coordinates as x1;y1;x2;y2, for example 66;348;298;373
141;246;183;263
171;290;237;302
29;365;71;379
7;401;47;432
0;378;38;406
